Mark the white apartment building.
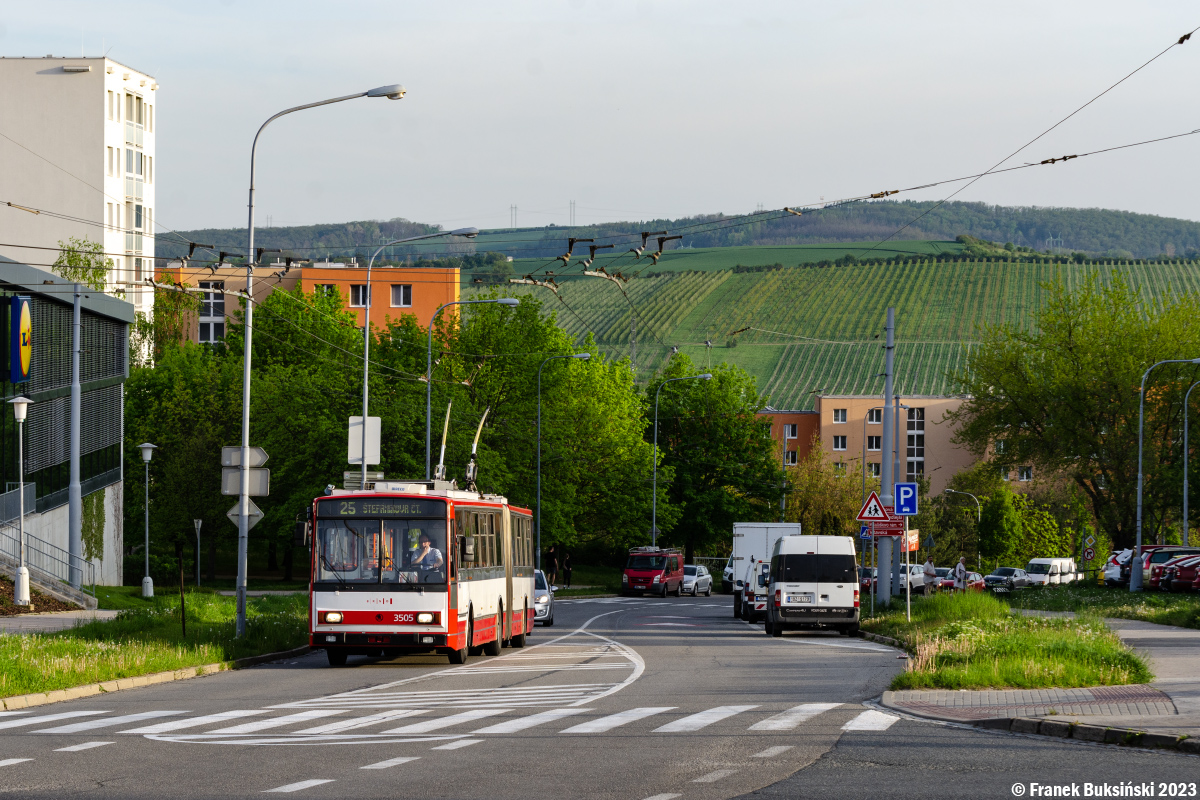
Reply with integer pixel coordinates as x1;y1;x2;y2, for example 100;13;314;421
0;56;157;316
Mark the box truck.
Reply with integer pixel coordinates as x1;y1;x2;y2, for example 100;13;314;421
730;523;801;620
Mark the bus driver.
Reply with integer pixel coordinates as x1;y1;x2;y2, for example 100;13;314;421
410;532;444;573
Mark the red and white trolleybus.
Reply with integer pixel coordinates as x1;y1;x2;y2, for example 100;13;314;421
303;480;536;666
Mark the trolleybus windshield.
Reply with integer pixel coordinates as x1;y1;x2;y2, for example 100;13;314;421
316;518;448;585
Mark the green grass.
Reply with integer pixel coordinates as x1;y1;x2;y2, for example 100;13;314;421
864;592;1151;691
552;565;621;597
0;592;308;699
1007;582;1200;630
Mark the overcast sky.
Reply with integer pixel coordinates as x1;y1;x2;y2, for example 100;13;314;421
5;1;1199;231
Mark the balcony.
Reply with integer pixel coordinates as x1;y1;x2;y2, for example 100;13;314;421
125;232;143;254
125;121;143;147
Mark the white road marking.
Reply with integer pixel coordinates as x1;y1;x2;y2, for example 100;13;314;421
384;709;508;734
0;711;31;718
842;710;899;731
751;745;794;758
54;741;113;752
0;711;108;731
296;710;427;734
432;739;483;750
37;711;187;734
561;707;675;733
653;705;758;733
209;711;345;734
0;759;34;767
123;710;269;734
749;703;840;731
360;756;420;770
641;795;682;800
263;779;335;792
638;623;699;627
470;708;587;734
693;769;738;783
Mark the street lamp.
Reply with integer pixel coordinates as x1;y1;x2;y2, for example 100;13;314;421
138;442;157;598
945;489;982;571
8;397;30;606
652;374;713;546
359;227;479;488
537;352;591;569
1132;358;1200;591
425;298;519;480
236;84;405;638
1184;381;1200;547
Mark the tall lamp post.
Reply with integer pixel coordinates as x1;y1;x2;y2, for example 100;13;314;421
236;83;405;638
9;397;30;606
652;373;713;546
944;489;981;571
425;298;519;480
138;443;157;598
359;227;479;487
537;352;591;569
1132;358;1200;591
1183;381;1200;548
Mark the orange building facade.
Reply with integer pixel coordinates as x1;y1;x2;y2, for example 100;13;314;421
157;259;460;342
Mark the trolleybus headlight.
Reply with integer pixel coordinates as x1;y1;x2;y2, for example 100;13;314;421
323;612;343;624
417;613;434;624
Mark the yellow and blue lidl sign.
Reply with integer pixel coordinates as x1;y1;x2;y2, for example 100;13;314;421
9;296;31;384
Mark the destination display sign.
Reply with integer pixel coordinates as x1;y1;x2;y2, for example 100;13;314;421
316;497;446;518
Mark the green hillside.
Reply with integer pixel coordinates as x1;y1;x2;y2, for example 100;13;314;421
467;258;1200;409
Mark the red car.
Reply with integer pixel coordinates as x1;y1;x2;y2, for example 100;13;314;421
937;570;985;591
1152;553;1200;590
1165;555;1200;592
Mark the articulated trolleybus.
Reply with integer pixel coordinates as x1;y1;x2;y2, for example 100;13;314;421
304;479;536;666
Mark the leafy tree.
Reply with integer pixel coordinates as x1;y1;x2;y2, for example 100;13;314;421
52;237;111;291
978;485;1024;563
784;437;863;536
948;272;1200;548
649;354;782;561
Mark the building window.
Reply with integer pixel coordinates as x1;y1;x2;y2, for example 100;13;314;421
906;407;925;478
1095;474;1107;490
867;435;881;451
107;203;113;228
832;435;847;451
199;281;225;343
314;284;336;297
134;204;143;230
107;147;114;176
147;104;153;132
995;440;1006;455
391;284;412;307
784;450;797;466
833;409;847;423
906;460;924;480
1000;468;1010;481
784;423;798;440
868;462;881;477
147;156;152;184
834;462;846;476
1019;466;1033;482
867;408;882;424
108;90;114;120
349;285;370;307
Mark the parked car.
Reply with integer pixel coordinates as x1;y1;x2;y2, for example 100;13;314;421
984;567;1031;592
1164;555;1200;592
937;570;985;591
898;563;925;591
722;555;735;593
1025;558;1079;586
1105;550;1133;586
1147;549;1200;588
622;547;684;597
682;565;713;596
534;569;555;627
859;566;877;594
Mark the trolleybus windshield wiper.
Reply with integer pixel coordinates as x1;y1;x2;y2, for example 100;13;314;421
319;552;350;588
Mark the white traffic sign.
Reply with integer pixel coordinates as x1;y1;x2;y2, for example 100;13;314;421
221;467;270;496
1083;547;1096;561
221;446;269;468
856;491;890;522
227;497;264;530
1085;535;1096;548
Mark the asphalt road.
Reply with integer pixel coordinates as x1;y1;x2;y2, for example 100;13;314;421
1;595;1196;800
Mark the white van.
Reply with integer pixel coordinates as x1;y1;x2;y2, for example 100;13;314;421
1025;557;1078;586
764;535;859;636
739;558;772;623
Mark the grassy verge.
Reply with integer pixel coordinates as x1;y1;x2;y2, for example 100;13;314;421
0;592;308;699
864;592;1151;691
1006;582;1200;630
553;565;621;597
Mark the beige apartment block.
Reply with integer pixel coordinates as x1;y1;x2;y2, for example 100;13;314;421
0;56;157;316
813;396;978;495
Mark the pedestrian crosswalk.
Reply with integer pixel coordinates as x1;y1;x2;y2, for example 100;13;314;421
0;703;900;745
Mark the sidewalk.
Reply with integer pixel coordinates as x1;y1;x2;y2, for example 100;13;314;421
880;611;1200;748
0;609;120;634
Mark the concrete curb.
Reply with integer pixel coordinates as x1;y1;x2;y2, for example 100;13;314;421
858;631;904;648
0;644;312;711
961;715;1197;753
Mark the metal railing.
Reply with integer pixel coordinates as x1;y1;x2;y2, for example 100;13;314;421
0;482;35;524
0;518;96;599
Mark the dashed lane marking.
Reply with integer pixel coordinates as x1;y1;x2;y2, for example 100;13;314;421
560;707;675;734
36;711;186;734
0;758;34;767
748;703;841;731
653;705;758;733
842;710;899;731
263;779;335;793
431;739;483;750
641;795;682;800
470;708;588;734
360;756;420;770
751;745;794;758
693;769;738;783
123;710;269;734
54;741;113;752
0;711;109;731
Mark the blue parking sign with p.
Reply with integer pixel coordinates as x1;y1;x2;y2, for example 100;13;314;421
894;483;919;516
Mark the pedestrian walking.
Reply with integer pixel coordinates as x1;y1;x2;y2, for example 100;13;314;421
922;555;938;597
546;545;559;587
562;552;573;588
953;556;968;593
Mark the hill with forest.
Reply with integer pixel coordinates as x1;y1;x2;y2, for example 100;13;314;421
160;200;1200;263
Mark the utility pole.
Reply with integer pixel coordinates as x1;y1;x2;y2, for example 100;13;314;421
877;308;895;608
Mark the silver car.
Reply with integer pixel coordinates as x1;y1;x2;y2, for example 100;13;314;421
682;565;713;596
534;569;555;626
